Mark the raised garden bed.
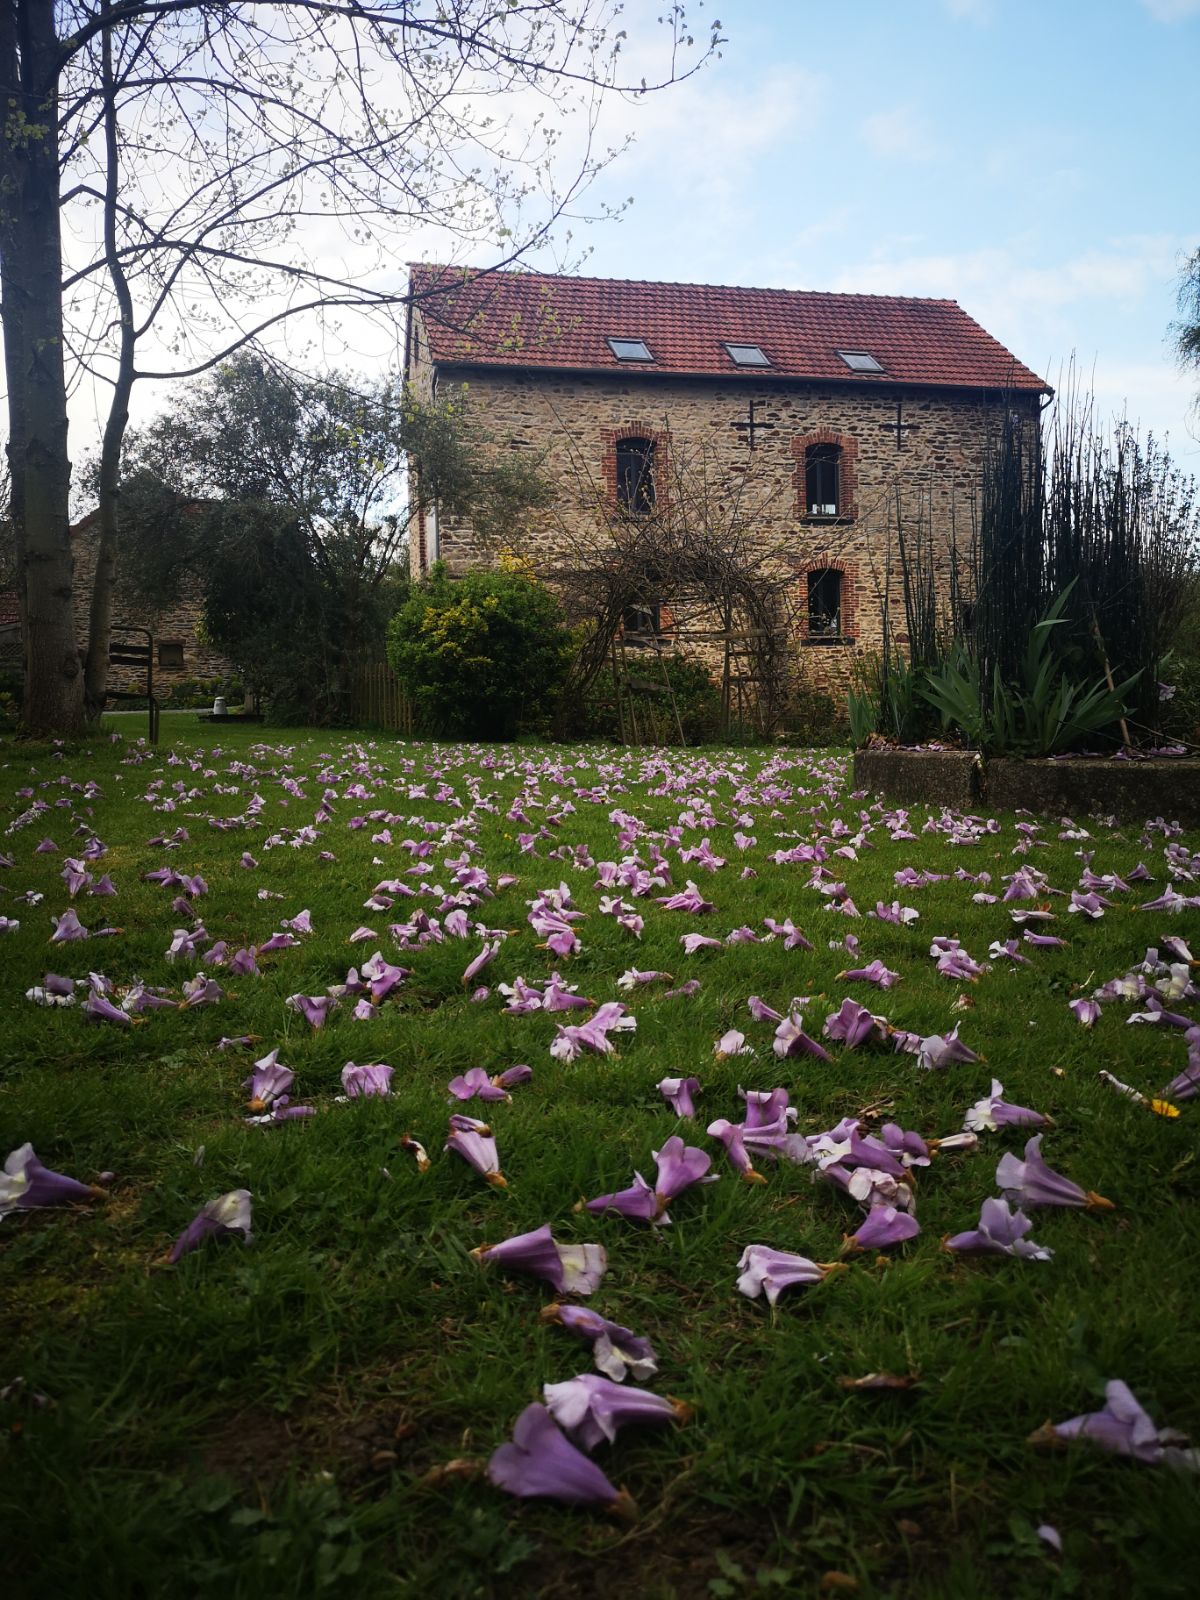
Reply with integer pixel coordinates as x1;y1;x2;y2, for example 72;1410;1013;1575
853;747;1200;825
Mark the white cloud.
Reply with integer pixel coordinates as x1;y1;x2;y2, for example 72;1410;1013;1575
860;106;939;163
1141;0;1200;21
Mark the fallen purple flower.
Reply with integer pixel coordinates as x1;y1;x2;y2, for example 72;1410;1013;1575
445;1117;506;1186
167;1189;252;1263
823;997;887;1049
544;1373;686;1449
540;1302;658;1381
773;1012;833;1062
1;1144;106;1216
965;1079;1052;1133
487;1404;634;1515
997;1134;1112;1211
1032;1379;1199;1470
838;958;901;989
341;1062;394;1098
736;1244;844;1306
286;992;338;1029
449;1066;510;1103
658;1075;701;1118
943;1197;1053;1260
471;1222;606;1294
844;1205;921;1253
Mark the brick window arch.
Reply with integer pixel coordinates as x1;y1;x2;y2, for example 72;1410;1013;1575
603;423;669;516
792;430;858;521
795;556;858;643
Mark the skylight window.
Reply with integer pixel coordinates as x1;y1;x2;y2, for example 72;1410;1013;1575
723;342;771;368
837;349;885;374
607;337;655;363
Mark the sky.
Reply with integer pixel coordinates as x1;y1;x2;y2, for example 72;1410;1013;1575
66;0;1199;469
518;0;1200;464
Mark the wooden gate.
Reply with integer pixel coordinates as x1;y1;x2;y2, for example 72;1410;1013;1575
348;660;415;734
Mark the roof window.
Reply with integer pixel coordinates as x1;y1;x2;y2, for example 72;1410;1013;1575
607;337;655;363
723;342;771;368
837;349;885;374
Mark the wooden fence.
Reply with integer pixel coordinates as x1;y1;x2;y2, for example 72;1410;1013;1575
347;660;415;734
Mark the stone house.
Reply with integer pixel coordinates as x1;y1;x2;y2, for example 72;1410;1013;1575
407;265;1050;700
68;509;236;695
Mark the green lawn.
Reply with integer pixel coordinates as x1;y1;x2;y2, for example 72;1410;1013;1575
1;724;1198;1599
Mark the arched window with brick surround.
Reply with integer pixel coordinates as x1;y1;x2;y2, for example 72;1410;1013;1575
798;558;857;644
603;425;668;517
793;430;858;521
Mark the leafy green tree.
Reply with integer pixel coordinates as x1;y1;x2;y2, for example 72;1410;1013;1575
118;358;554;722
387;561;574;738
1172;246;1200;409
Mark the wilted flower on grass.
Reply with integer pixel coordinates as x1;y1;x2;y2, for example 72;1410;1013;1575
544;1373;687;1449
341;1062;394;1098
1069;997;1102;1027
681;932;723;955
707;1119;767;1184
449;1067;510;1103
398;1133;430;1172
838;958;901;989
243;1050;295;1112
773;1013;832;1062
472;1223;606;1295
965;1079;1052;1133
50;908;88;943
657;1076;701;1118
736;1245;844;1306
843;1205;921;1253
997;1135;1112;1211
462;940;501;985
82;989;132;1026
586;1136;712;1225
445;1115;505;1186
823;997;888;1048
1030;1380;1199;1470
487;1404;635;1516
167;1189;252;1263
944;1197;1053;1260
550;1001;635;1063
714;1028;753;1058
1;1144;106;1217
286;993;338;1029
540;1303;658;1381
913;1024;979;1071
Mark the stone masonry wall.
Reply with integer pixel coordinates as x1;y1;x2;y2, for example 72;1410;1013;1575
409;316;1040;698
70;526;236;695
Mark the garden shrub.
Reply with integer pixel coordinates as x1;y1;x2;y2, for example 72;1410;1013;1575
386;562;574;739
577;651;723;745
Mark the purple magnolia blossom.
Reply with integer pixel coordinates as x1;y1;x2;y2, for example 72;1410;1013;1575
471;1222;606;1295
1036;1380;1199;1470
838;958;901;989
167;1189;252;1263
445;1116;505;1186
282;908;314;935
1164;1032;1200;1102
773;1012;833;1062
681;932;723;955
1;1144;105;1216
944;1196;1053;1260
243;1051;295;1111
541;1302;658;1381
844;1205;921;1252
996;1134;1113;1211
736;1245;843;1306
286;992;338;1029
617;967;672;989
449;1067;511;1103
543;1373;686;1449
658;1076;701;1118
35;836;58;853
487;1404;633;1514
740;1086;793;1128
746;994;783;1024
879;1122;930;1168
965;1079;1052;1133
823;997;887;1048
1024;930;1068;949
872;900;919;925
586;1136;712;1224
258;931;298;953
340;1062;394;1098
493;1064;532;1091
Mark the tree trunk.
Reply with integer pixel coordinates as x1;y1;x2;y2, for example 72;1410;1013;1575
84;1;135;720
0;0;82;734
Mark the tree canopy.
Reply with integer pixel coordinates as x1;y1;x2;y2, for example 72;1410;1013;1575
0;0;720;731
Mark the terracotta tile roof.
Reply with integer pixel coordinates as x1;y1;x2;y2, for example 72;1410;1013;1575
409;264;1049;394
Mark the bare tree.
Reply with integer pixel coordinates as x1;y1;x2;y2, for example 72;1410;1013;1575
0;0;721;732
